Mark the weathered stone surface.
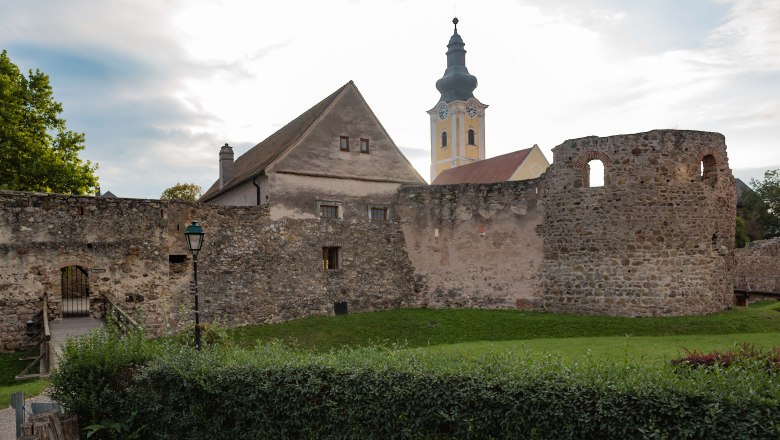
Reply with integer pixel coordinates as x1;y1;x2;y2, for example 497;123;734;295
541;130;736;316
0;128;741;350
398;180;544;309
735;237;780;294
0;191;416;350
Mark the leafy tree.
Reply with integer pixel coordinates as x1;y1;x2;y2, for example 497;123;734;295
160;182;202;202
742;169;780;239
735;216;749;248
0;50;98;194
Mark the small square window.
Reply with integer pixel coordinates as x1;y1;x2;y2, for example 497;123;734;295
369;207;388;222
318;201;342;219
360;138;369;153
323;246;340;270
340;136;349;151
320;205;339;219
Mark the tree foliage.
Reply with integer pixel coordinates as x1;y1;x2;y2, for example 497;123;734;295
160;182;202;202
0;50;98;194
742;169;780;239
735;216;750;248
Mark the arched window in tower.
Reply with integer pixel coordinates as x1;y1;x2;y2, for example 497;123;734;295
467;129;476;145
700;154;717;186
441;131;448;148
585;159;605;188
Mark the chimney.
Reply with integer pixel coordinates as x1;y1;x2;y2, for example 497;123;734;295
219;143;234;189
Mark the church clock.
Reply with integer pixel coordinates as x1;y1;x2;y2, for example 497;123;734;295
438;103;448;119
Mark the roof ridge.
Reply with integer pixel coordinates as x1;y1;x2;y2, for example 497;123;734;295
200;81;352;202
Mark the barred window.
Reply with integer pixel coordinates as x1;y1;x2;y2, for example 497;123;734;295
369;207;388;222
320;204;338;219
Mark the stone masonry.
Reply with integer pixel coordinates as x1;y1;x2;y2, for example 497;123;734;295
0;191;416;351
542;130;736;316
0;129;741;351
398;180;544;310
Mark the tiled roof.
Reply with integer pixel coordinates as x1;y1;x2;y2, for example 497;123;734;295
432;147;533;185
200;82;351;202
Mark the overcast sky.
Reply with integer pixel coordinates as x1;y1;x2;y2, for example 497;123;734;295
2;0;779;199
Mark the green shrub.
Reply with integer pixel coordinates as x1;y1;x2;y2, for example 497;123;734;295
48;324;160;439
53;336;780;439
170;321;231;349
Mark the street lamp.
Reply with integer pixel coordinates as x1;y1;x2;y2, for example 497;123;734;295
184;221;205;351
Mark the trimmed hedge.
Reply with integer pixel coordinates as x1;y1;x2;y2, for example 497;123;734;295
51;330;780;439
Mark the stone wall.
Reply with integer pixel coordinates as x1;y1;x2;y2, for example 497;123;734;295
0;190;417;351
735;237;780;294
398;179;544;309
541;130;736;316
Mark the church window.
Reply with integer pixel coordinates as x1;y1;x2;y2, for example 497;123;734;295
369;206;389;222
340;136;349;151
360;138;369;153
441;132;448;148
322;246;340;270
468;129;476;145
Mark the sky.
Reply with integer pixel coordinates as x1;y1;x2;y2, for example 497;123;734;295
2;0;779;199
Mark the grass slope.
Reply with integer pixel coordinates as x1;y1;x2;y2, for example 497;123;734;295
229;303;780;351
425;332;780;365
0;352;48;408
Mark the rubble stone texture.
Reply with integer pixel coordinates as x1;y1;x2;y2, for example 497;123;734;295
542;130;736;316
0;129;745;351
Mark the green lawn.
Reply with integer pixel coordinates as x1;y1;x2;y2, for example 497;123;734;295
0;352;48;408
228;302;780;352
422;332;780;365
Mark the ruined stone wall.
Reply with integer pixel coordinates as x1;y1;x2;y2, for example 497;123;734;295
0;190;417;351
735;237;780;294
398;180;544;309
542;130;736;316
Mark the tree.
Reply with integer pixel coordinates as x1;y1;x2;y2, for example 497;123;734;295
735;216;749;248
742;169;780;239
0;50;98;194
160;182;202;202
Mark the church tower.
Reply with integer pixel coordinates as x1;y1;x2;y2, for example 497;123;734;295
428;17;488;182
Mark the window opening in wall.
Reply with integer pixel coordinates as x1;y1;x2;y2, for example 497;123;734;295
586;159;605;188
169;255;187;263
360;138;369;153
441;132;448;148
369;207;388;222
468;129;476;145
701;154;717;186
340;136;349;151
320;204;339;219
322;246;340;270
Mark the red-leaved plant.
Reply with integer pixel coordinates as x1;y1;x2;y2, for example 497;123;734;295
671;342;780;372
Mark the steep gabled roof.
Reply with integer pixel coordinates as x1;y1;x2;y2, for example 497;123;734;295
432;147;534;185
200;82;351;202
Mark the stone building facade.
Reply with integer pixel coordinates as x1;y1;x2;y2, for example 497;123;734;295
0;190;417;351
541;130;736;316
0;128;743;351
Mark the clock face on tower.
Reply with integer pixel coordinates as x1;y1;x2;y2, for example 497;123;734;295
466;103;477;118
438;103;448;119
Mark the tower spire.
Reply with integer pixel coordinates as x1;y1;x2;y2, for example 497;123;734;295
435;17;478;102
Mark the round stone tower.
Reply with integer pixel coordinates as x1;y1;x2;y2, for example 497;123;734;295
541;129;736;316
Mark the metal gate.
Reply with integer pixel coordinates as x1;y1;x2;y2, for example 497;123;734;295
61;266;89;317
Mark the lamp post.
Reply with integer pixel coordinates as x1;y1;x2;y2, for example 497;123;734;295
184;221;205;351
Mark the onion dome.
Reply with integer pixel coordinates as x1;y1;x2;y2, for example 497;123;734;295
435;18;478;102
